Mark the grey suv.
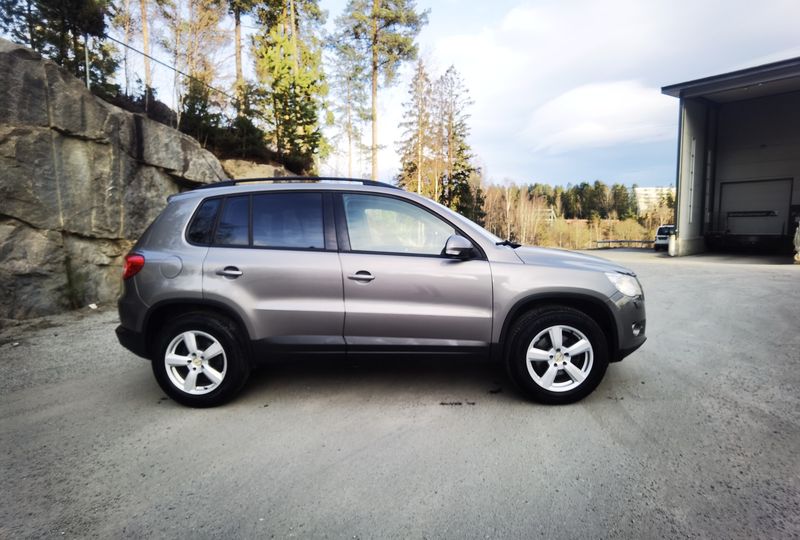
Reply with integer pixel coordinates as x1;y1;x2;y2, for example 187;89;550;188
116;178;646;407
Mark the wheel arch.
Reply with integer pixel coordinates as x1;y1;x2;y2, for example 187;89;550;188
496;293;619;362
143;299;253;359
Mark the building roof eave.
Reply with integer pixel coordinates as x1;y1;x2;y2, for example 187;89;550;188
661;56;800;99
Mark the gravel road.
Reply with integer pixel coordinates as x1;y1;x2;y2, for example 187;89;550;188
2;250;799;539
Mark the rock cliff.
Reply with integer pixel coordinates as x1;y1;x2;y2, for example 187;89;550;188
0;39;229;320
219;158;292;179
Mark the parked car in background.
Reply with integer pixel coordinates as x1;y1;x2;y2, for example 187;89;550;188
654;225;674;251
116;178;647;407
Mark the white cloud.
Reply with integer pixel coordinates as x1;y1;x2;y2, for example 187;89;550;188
422;0;800;183
320;0;800;184
523;80;676;153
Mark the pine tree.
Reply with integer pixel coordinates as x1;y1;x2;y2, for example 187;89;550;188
180;78;222;146
253;0;327;173
611;183;635;219
227;0;260;110
396;58;433;195
111;0;135;95
434;66;478;216
395;63;484;221
158;0;227;130
338;0;428;179
0;0;41;51
328;19;370;178
1;0;118;94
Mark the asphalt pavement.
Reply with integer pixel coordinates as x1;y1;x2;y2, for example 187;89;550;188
1;250;798;539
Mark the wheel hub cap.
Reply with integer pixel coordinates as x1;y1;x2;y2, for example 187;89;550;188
164;330;227;396
525;324;594;393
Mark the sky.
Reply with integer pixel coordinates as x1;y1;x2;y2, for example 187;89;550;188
317;0;800;186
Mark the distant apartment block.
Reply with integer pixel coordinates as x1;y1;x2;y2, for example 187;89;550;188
634;186;675;215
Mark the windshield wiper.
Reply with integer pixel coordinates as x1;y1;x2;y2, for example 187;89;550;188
496;239;521;248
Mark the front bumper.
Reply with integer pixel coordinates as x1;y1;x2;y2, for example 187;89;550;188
616;335;646;362
611;294;647;362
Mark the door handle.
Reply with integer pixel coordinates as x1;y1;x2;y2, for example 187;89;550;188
216;266;243;278
347;271;375;282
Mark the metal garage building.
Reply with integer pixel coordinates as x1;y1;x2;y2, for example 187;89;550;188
662;57;800;255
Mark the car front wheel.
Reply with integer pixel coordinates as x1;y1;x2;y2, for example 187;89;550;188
152;312;251;407
506;306;609;404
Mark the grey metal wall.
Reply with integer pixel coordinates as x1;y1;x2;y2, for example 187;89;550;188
674;98;710;255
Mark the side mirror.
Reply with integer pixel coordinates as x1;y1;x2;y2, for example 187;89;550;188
444;235;474;260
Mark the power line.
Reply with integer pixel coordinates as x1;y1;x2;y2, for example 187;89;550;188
104;32;281;128
104;33;236;101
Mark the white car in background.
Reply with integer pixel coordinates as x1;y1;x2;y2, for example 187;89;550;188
654;225;674;251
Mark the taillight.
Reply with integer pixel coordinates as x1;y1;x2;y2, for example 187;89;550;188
123;253;145;280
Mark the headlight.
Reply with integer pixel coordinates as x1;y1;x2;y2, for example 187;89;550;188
605;272;642;297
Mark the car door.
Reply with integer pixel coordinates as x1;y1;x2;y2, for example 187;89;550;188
336;192;493;354
202;191;345;353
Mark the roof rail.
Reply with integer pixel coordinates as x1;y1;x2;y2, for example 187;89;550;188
192;176;400;191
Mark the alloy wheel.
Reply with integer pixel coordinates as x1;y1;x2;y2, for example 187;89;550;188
525;324;594;393
164;330;228;395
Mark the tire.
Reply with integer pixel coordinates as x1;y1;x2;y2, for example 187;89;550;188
505;306;609;405
152;311;251;407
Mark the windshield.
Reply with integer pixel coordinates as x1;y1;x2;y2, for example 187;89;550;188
429;200;503;244
657;226;674;235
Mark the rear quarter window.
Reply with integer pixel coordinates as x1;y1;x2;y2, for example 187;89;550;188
187;198;221;245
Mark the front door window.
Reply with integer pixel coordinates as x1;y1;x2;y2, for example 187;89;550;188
342;194;455;256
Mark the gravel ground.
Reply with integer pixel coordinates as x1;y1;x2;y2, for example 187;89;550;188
1;250;798;539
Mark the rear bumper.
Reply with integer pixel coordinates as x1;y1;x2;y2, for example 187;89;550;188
115;325;150;360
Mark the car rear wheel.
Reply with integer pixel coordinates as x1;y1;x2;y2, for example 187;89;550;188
152;312;251;407
506;306;609;404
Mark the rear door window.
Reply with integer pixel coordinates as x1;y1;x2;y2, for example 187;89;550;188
252;193;324;250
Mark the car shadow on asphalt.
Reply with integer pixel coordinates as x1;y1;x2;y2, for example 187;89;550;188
237;356;520;405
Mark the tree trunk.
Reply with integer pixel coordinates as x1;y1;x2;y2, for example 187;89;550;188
346;85;353;177
289;0;299;75
416;96;422;194
58;17;69;68
71;32;80;78
26;2;37;51
83;34;90;89
140;0;151;110
172;18;182;129
122;0;132;95
234;6;243;109
370;0;379;180
416;134;422;194
505;186;512;240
